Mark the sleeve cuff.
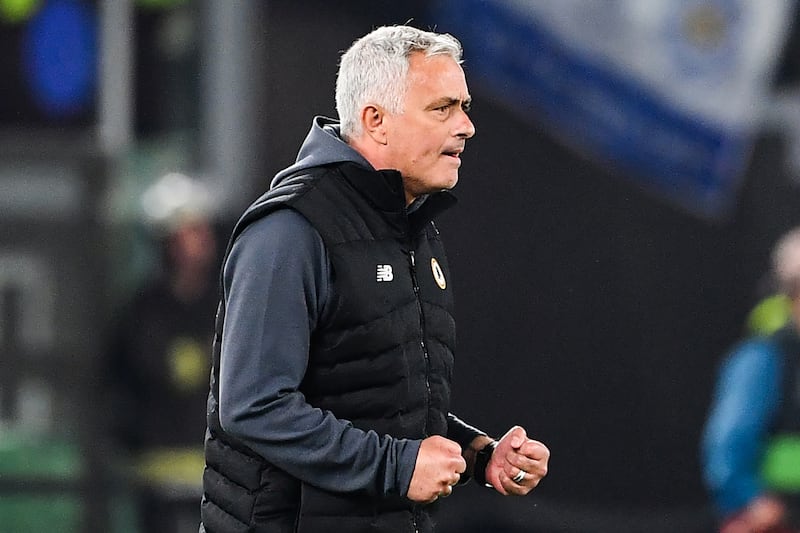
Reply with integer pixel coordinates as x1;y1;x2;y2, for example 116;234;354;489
395;439;422;497
446;413;487;449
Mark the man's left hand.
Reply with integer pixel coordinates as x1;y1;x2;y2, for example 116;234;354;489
485;425;549;496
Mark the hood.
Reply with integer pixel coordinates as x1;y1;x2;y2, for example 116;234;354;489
271;116;374;188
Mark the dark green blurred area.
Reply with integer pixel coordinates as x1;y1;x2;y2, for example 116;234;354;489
0;433;83;533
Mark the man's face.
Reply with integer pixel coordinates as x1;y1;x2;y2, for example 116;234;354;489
384;52;476;203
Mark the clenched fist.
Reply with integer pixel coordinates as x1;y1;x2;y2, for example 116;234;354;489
485;426;549;496
407;436;466;503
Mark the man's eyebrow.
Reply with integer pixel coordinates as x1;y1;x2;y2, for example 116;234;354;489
428;96;472;109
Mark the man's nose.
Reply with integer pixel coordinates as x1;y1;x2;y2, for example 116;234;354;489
455;111;476;139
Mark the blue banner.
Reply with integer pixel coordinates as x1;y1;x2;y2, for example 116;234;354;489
433;0;793;219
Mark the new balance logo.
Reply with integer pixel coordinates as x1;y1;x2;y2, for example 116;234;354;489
376;264;394;282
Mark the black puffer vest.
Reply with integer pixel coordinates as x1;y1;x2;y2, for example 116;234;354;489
201;162;457;533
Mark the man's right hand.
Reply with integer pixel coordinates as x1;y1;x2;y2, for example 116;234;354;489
406;436;466;503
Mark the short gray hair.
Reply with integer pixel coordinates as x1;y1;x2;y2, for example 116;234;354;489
772;227;800;297
335;25;463;140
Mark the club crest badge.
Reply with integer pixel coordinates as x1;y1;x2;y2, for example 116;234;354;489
431;257;446;290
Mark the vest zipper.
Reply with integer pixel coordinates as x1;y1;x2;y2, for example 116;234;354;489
408;250;431;437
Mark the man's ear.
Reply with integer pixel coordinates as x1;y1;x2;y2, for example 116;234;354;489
361;105;388;145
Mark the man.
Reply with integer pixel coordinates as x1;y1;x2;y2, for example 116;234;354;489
702;227;800;533
200;25;550;533
106;172;219;532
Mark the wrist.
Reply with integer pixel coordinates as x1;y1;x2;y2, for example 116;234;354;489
473;439;498;487
463;435;493;465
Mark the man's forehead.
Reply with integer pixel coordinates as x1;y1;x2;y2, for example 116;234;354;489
408;51;462;72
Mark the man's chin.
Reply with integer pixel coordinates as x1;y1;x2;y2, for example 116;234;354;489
432;172;459;191
442;176;459;191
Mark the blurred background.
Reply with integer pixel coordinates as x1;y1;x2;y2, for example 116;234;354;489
2;0;800;531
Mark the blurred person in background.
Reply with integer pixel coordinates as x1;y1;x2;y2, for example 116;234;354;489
744;258;793;338
702;227;800;533
105;172;220;532
200;25;549;533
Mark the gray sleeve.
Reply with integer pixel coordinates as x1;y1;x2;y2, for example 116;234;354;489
218;208;420;497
